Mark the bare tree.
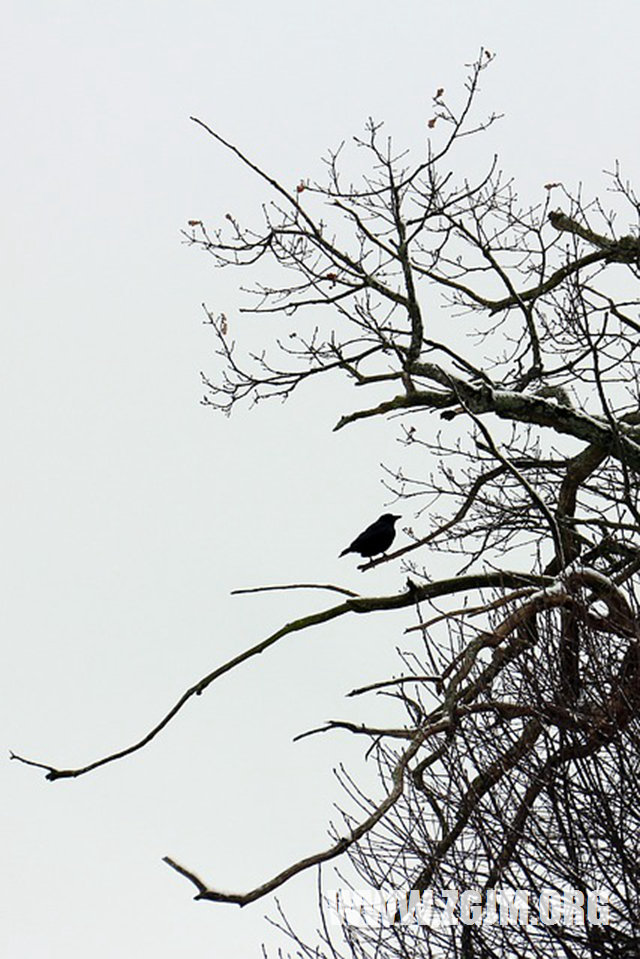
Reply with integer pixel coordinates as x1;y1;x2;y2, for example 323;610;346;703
13;52;640;957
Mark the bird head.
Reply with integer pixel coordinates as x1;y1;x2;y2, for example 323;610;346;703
379;513;401;524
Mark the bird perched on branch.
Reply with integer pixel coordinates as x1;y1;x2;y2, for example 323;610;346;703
339;513;401;559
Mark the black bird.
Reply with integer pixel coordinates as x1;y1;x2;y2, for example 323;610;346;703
339;513;401;559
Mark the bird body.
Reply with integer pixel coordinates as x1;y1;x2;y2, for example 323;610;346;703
339;513;401;559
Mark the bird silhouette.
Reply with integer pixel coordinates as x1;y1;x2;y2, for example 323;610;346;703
339;513;401;559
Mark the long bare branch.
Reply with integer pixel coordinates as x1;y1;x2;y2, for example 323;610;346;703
11;571;550;781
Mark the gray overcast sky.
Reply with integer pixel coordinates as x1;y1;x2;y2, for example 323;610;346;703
3;3;639;957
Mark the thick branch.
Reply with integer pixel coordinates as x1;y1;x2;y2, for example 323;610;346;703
335;378;640;477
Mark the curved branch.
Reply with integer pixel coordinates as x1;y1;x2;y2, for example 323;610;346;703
11;572;550;781
163;722;430;906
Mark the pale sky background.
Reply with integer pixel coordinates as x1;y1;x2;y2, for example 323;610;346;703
2;3;639;957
